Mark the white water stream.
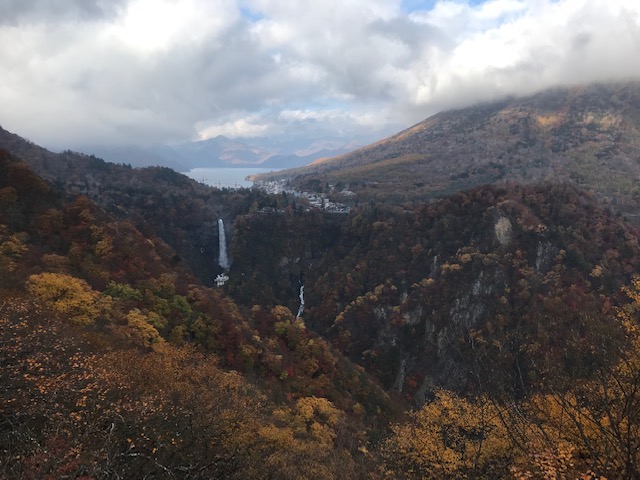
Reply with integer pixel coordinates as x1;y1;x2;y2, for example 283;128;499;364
218;219;230;270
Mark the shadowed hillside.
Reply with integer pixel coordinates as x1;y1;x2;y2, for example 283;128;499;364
231;183;640;400
0;126;301;285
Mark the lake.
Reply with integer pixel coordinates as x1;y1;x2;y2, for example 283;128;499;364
182;167;279;189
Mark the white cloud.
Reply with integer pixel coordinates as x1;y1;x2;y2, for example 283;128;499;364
196;116;274;139
107;0;239;52
394;0;640;114
0;0;639;151
279;108;390;129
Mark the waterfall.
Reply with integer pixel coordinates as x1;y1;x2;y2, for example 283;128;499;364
296;285;305;319
218;219;230;270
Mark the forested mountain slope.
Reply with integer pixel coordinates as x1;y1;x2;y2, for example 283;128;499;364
231;184;640;400
0;125;296;285
0;149;393;478
259;81;640;217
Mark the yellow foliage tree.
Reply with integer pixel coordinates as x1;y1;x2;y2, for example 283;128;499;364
276;396;345;447
510;441;606;480
511;277;640;479
381;389;512;479
26;273;103;325
0;225;28;274
125;308;164;349
254;396;360;480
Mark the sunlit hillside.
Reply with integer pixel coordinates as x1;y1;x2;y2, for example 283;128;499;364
258;82;640;220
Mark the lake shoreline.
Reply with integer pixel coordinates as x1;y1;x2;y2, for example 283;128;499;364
182;167;281;189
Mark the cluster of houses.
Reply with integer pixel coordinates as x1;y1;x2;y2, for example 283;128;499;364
253;180;351;213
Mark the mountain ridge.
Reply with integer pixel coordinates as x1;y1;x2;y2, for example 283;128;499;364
77;135;363;171
257;81;640;218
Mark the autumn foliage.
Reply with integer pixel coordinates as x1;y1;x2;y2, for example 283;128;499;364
380;278;640;479
2;146;640;479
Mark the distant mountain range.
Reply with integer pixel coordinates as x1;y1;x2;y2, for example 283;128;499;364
83;135;363;172
257;81;640;219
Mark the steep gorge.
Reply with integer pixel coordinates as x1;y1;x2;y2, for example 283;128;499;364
228;183;640;402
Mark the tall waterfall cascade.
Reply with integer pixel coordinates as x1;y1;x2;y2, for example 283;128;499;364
296;285;305;319
218;219;230;270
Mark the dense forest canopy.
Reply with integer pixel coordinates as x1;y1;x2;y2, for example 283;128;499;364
2;82;640;479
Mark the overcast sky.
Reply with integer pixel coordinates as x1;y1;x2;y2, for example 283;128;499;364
1;0;639;150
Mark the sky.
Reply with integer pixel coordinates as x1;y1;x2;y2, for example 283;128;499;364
1;0;639;151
